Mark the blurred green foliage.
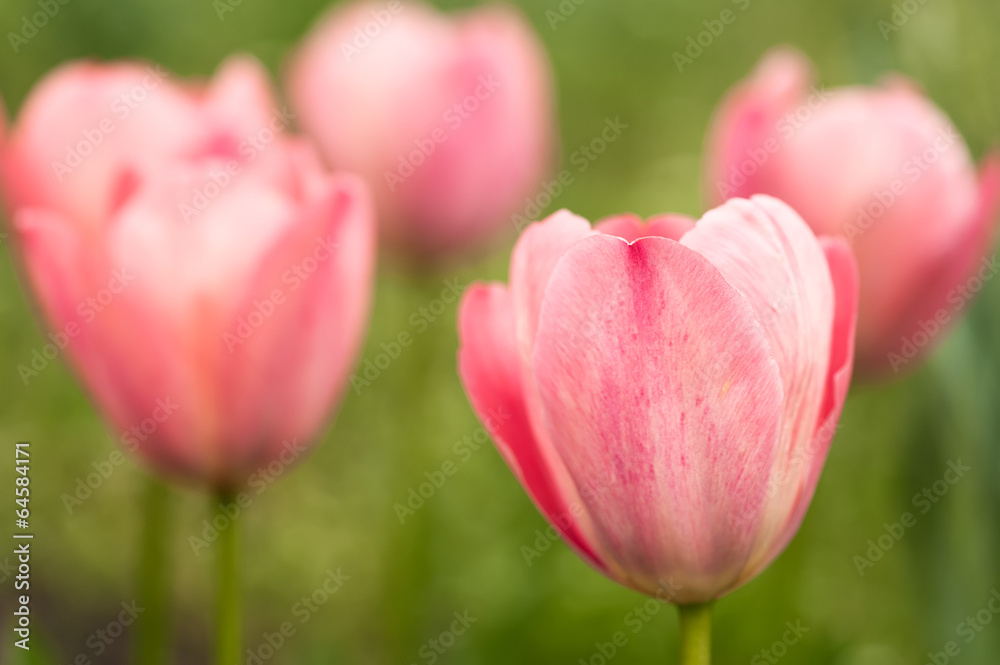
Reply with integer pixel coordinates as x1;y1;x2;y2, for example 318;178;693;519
1;0;999;663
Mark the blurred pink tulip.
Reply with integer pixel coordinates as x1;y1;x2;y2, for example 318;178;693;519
286;1;554;259
705;48;1000;377
1;56;376;488
457;196;858;603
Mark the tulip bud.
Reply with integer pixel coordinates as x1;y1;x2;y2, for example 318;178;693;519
286;1;555;260
704;48;1000;377
457;197;858;602
1;56;376;488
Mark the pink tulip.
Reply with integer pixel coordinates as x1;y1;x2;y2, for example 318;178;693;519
705;48;1000;377
1;57;376;488
286;1;553;258
457;197;858;603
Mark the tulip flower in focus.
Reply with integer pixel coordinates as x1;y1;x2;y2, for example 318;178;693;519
457;196;857;614
286;1;554;259
0;56;376;489
704;48;1000;377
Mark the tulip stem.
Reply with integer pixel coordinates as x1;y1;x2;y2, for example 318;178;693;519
677;602;713;665
214;490;241;665
135;478;171;665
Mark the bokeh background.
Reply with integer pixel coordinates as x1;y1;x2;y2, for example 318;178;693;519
1;0;1000;663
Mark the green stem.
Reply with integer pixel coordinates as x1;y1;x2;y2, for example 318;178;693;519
380;274;447;663
214;490;241;665
677;602;713;665
135;478;172;665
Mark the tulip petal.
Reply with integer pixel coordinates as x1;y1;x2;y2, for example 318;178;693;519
4;61;196;224
204;56;282;144
531;234;783;601
219;174;376;484
395;3;552;254
703;48;813;206
15;208;205;479
814;238;859;439
458;283;610;573
862;152;1000;375
16;210;119;425
681;195;834;579
0;96;10;221
594;213;695;242
109;163;293;313
285;1;554;257
739;235;858;584
509;209;594;368
5;57;377;489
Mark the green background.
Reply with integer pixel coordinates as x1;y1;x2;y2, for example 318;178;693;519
1;0;999;663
